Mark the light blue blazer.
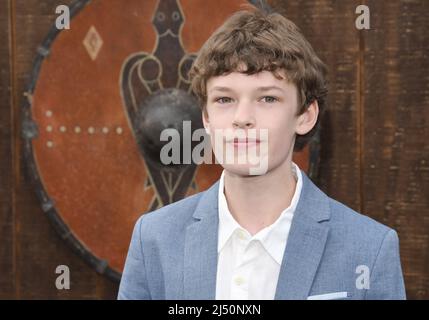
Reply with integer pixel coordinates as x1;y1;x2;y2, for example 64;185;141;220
118;169;406;300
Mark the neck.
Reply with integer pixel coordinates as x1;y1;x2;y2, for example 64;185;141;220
223;158;297;236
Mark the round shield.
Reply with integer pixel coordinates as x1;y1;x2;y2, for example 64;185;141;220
22;0;320;281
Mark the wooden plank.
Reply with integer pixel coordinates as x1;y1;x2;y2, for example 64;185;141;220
363;0;429;299
269;0;362;210
0;0;15;299
13;0;118;299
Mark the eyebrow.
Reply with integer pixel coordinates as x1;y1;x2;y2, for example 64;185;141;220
208;86;285;94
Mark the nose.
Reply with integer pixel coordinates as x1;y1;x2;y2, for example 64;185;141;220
232;103;255;129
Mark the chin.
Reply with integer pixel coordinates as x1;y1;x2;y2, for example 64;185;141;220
221;162;271;177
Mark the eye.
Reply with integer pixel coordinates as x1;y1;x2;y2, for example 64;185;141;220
260;96;279;103
172;11;180;21
157;12;165;21
214;97;233;104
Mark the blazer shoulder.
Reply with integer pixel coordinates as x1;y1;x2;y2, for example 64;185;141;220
327;197;394;242
325;197;405;299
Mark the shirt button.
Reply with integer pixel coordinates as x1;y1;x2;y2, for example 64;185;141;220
234;276;245;286
237;230;247;240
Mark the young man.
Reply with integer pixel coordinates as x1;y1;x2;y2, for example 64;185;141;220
118;8;405;300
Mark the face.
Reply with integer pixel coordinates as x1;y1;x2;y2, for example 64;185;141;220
203;68;317;176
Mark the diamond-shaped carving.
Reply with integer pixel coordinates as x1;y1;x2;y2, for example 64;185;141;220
83;26;103;61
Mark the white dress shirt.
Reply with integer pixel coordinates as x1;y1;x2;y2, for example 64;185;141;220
215;162;303;300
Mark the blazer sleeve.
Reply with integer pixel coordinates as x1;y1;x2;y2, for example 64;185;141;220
117;215;151;300
365;229;406;300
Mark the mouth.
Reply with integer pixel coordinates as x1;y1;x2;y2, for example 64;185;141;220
228;138;261;147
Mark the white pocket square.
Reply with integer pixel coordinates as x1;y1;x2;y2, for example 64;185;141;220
307;292;348;300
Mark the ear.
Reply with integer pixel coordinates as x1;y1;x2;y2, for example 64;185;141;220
295;100;319;136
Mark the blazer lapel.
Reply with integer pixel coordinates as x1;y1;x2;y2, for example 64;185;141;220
275;171;331;300
183;182;220;299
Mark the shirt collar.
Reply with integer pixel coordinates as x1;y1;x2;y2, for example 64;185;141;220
217;162;303;264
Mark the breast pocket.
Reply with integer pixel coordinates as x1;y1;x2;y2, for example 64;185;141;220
307;291;349;300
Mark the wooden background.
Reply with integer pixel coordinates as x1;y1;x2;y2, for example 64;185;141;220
0;0;428;299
